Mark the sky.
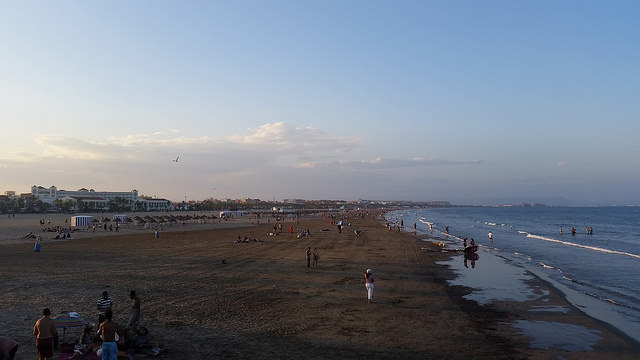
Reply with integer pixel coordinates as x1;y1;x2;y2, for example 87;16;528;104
1;1;639;205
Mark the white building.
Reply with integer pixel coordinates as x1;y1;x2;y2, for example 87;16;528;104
31;185;172;211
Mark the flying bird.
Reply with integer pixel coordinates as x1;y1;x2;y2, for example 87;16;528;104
173;156;180;162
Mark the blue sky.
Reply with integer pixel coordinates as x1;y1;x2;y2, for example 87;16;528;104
1;1;638;205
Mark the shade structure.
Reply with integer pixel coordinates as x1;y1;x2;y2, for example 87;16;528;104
70;215;94;227
54;312;86;339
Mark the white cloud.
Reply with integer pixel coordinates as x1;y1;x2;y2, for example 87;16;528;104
2;123;367;176
1;123;486;202
230;122;361;153
297;157;481;170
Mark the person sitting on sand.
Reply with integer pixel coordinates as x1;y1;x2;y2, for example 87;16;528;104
130;327;166;357
89;337;133;360
78;324;94;350
85;335;102;355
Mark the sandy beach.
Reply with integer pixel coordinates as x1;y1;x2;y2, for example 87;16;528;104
1;212;638;359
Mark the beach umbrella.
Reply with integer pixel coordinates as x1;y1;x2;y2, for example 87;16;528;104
54;312;86;340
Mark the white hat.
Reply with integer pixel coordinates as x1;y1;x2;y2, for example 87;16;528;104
366;269;371;274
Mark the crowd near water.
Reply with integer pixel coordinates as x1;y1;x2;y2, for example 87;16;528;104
388;206;640;343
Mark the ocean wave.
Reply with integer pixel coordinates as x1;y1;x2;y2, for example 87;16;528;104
539;262;555;269
526;234;640;259
518;230;528;235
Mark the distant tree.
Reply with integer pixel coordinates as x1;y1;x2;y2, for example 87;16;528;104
36;200;51;213
0;196;10;214
23;197;37;213
16;197;25;213
64;199;78;212
79;200;92;212
53;199;64;211
105;197;126;212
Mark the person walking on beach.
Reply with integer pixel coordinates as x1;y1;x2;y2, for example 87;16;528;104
97;291;113;326
33;307;58;360
363;269;374;303
0;336;19;360
34;235;42;252
312;247;319;268
306;247;312;269
127;290;141;329
97;309;122;360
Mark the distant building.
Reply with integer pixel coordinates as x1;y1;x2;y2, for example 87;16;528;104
139;196;172;211
31;185;172;211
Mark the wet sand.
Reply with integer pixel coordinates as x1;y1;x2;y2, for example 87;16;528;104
0;213;638;359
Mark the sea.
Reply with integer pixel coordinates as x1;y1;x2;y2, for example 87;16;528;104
387;206;640;347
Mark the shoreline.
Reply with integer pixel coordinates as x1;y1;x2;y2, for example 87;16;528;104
418;226;640;353
1;213;638;359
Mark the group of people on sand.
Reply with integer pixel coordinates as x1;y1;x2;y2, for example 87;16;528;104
235;235;261;243
386;219;404;232
305;247;320;269
27;290;166;360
